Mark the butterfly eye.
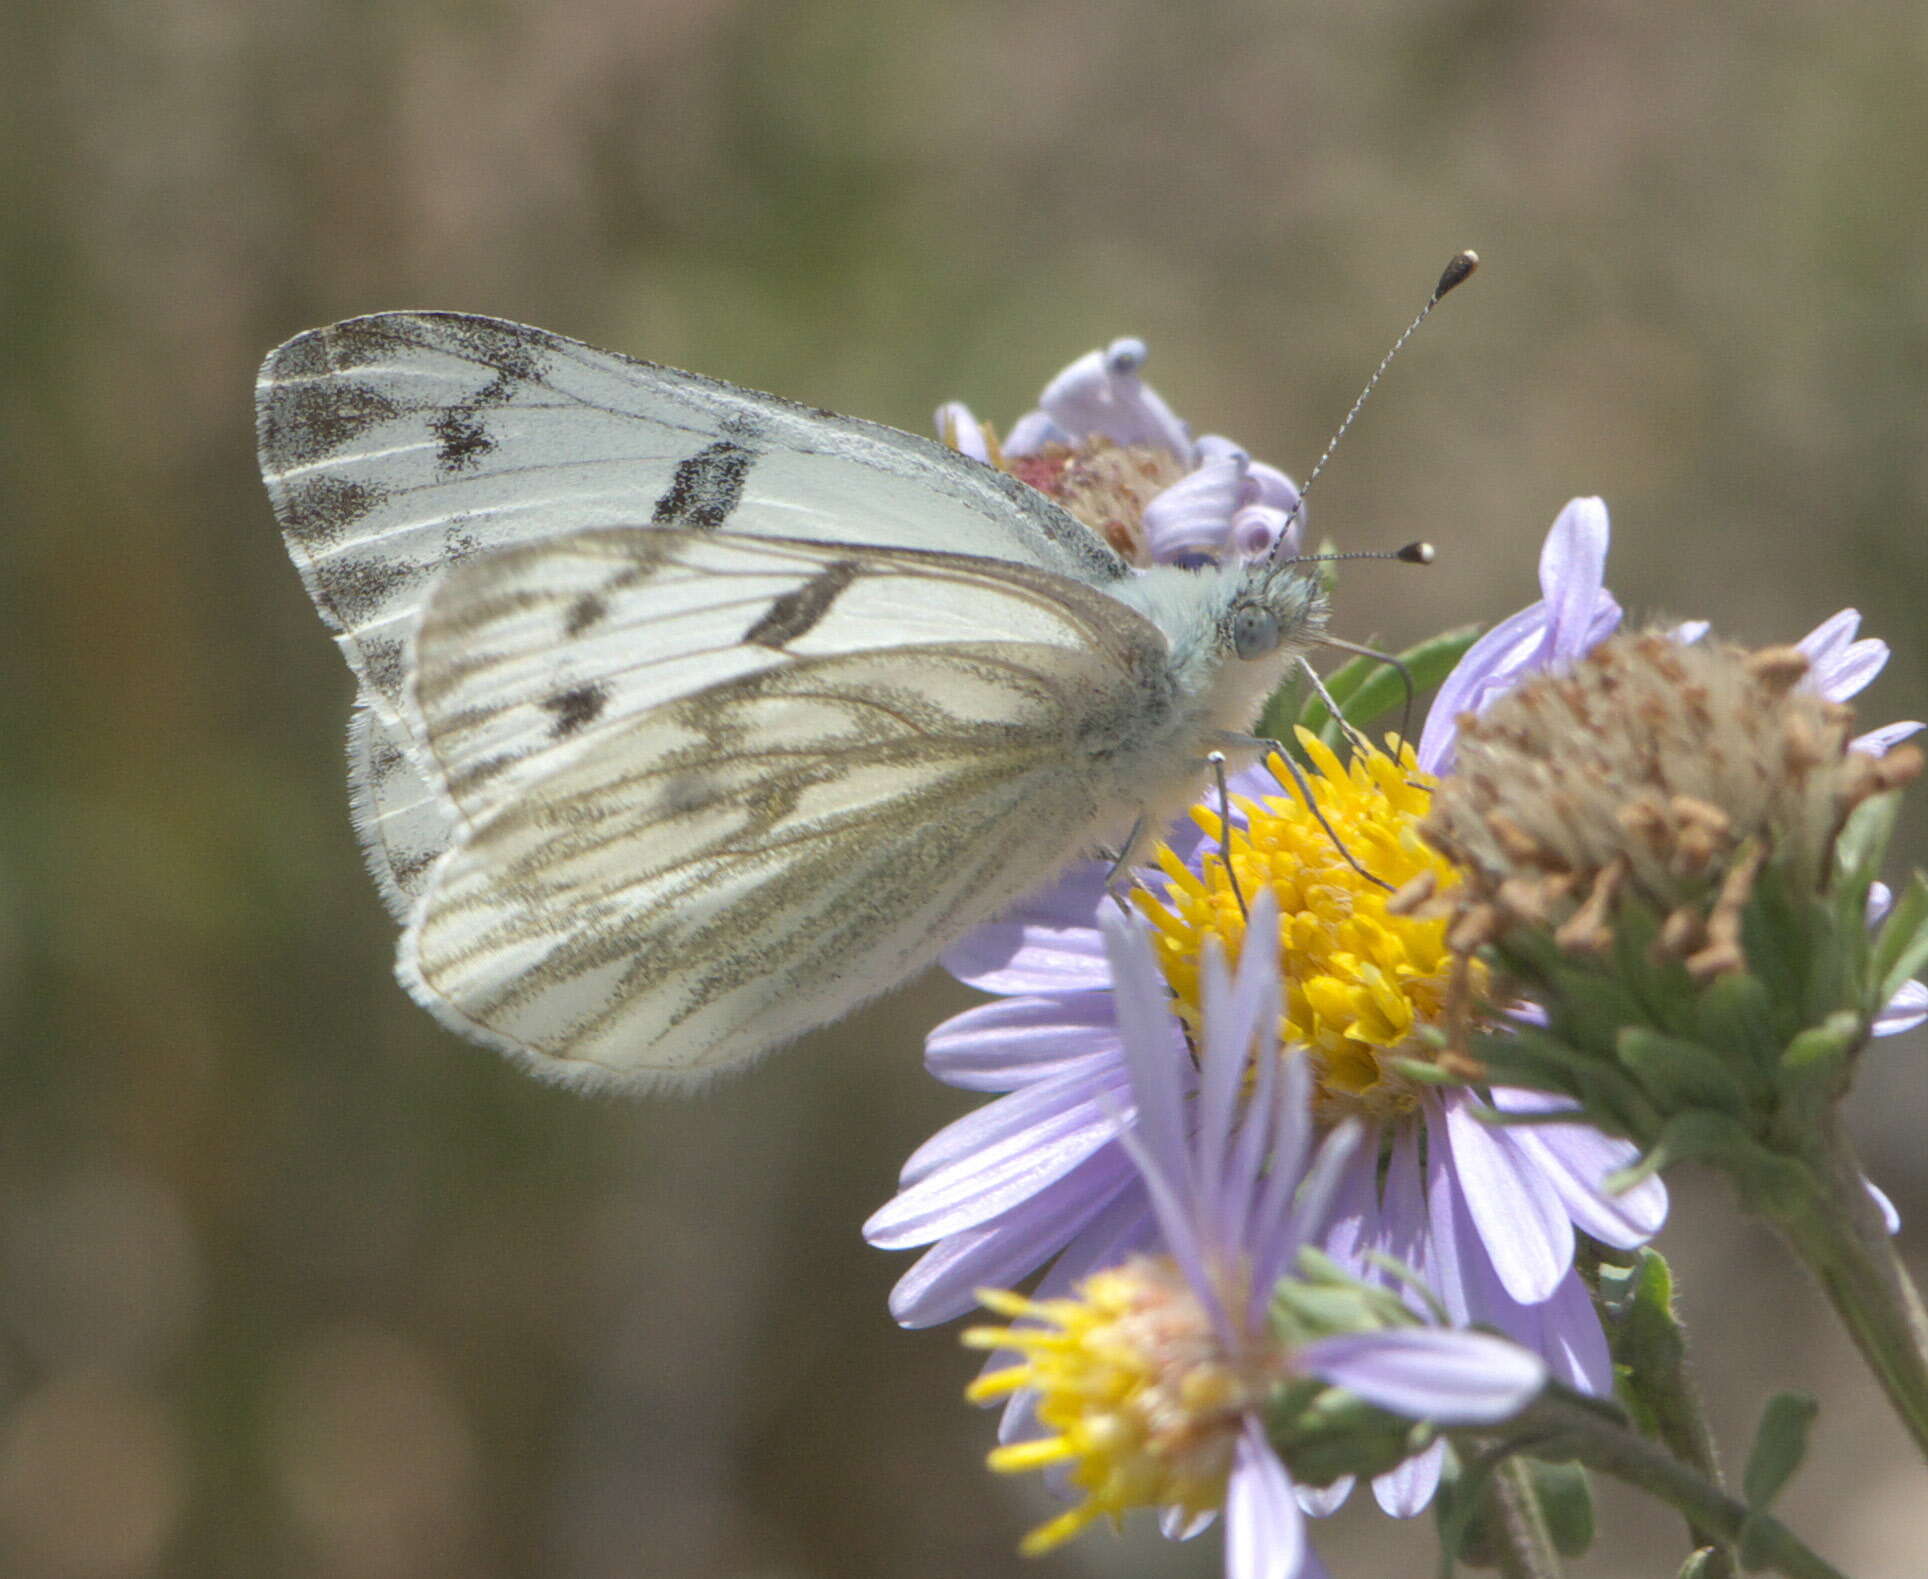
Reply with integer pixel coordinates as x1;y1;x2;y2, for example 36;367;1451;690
1170;550;1219;571
1232;604;1280;660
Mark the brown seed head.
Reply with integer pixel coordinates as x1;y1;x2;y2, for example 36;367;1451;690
1425;630;1879;971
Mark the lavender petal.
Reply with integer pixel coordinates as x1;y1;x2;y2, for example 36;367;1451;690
940;864;1113;993
1440;1093;1574;1304
1298;1329;1546;1425
924;993;1122;1091
883;1152;1138;1327
1371;1437;1445;1518
1227;1420;1308;1579
870;1068;1131;1238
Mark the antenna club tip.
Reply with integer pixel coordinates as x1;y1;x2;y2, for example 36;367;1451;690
1396;540;1436;564
1434;250;1480;301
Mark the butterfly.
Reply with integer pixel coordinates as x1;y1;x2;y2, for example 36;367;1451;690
255;314;1325;1088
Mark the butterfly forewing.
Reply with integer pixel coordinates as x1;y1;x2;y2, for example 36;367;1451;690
256;313;1128;720
399;639;1149;1084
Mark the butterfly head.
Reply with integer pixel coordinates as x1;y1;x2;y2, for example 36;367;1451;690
1116;555;1326;732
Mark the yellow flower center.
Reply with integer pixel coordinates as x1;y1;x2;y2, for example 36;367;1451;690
1135;732;1482;1123
963;1256;1275;1552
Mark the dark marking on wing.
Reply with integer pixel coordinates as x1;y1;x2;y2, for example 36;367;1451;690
444;516;483;565
439;317;552;389
657;772;719;819
318;316;425;369
651;441;752;529
565;593;607;637
392;848;440;894
744;560;862;649
314;554;422;625
545;684;609;738
280;475;390;547
265;330;333;382
260;380;400;468
362;634;407;698
431;407;495;472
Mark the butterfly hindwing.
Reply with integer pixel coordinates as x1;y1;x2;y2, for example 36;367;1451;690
402;526;1163;832
256;313;1129;719
399;638;1149;1085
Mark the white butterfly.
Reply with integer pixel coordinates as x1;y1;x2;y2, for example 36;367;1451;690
256;314;1325;1088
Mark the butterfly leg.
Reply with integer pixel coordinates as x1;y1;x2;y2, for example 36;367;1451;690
1204;750;1248;921
1100;815;1149;910
1215;730;1394;893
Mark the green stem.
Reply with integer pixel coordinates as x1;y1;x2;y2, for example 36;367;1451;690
1589;1249;1735;1577
1489;1456;1563;1579
1758;1111;1928;1458
1637;1363;1734;1577
1455;1387;1848;1579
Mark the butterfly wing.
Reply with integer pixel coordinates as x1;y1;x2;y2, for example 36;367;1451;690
256;312;1128;720
346;700;455;920
396;528;1174;1085
400;526;1156;830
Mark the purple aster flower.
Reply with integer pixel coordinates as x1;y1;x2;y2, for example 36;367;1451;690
962;896;1545;1579
936;336;1305;565
868;492;1928;1519
865;500;1659;1517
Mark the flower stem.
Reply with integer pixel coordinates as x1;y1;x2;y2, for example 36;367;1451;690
1455;1387;1848;1579
1489;1457;1563;1579
1754;1110;1928;1458
1589;1248;1735;1577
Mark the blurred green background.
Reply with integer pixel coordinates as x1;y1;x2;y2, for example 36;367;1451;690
3;2;1926;1575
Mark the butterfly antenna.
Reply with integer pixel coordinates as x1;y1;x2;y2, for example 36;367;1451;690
1296;654;1386;761
1206;751;1249;921
1267;249;1480;564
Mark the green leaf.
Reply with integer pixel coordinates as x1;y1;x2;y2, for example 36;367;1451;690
1693;971;1779;1076
1598;1248;1688;1440
1302;652;1380;718
1605;1110;1758;1191
1615;1027;1752;1116
1432;1448;1505;1572
1872;872;1928;1014
1312;626;1483;751
1621;1248;1686;1370
1833;786;1901;890
1742;1391;1818;1513
1780;1011;1862;1073
1468;1030;1653;1141
1739;862;1809;1009
1796;895;1853;1029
